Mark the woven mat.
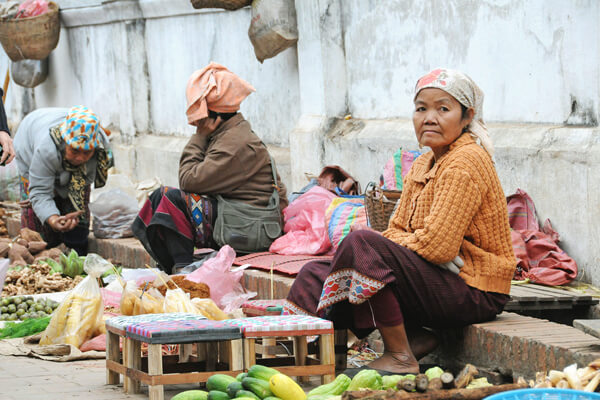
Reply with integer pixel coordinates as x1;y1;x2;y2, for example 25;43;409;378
233;252;332;276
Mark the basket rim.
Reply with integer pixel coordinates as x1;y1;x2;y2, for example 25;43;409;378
0;2;59;23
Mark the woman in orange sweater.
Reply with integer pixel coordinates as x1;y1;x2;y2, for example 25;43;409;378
284;68;516;375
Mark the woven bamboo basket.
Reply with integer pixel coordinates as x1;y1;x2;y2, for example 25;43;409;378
0;2;60;62
364;182;402;232
190;0;252;11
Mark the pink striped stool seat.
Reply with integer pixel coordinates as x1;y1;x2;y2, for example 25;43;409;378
224;315;333;337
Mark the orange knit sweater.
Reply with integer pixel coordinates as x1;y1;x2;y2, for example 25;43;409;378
383;134;516;294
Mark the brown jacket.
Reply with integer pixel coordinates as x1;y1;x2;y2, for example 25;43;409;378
179;113;288;211
383;134;516;295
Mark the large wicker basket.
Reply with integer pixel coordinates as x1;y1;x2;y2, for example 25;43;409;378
190;0;252;10
364;182;402;232
0;2;60;62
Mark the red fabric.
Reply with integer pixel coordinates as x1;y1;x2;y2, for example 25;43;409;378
508;189;577;286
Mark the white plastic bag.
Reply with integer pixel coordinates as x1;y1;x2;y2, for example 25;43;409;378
248;0;298;63
89;189;139;238
11;58;48;88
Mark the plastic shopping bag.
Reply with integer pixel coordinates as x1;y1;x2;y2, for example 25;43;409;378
89;189;139;239
40;254;111;348
248;0;298;63
269;186;336;255
163;288;200;314
185;245;256;312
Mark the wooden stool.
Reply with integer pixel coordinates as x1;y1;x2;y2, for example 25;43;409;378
226;315;335;384
241;299;286;359
106;313;243;400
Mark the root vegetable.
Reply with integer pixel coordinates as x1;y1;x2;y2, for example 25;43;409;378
0;242;8;257
415;374;429;392
426;378;442;392
27;241;47;254
564;364;583;390
440;372;455;389
454;364;479;389
16;238;28;247
548;370;565;385
584;372;600;392
8;243;34;264
556;379;569;389
399;379;416;392
534;380;552;388
19;228;42;242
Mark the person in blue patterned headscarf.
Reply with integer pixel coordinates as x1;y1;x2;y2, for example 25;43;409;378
14;106;113;254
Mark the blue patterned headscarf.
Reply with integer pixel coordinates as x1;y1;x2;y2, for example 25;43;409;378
58;105;101;150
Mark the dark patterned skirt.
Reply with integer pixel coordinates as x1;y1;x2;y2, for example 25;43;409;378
132;186;217;273
20;176;91;254
284;230;509;337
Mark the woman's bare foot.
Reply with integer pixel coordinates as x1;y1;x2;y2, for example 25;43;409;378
366;350;419;374
407;327;439;360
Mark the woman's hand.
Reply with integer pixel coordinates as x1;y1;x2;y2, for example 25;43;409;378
0;131;15;165
195;116;222;137
350;223;380;234
47;211;83;232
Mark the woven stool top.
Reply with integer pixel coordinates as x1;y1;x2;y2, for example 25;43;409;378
242;299;285;316
126;318;242;344
224;315;333;337
106;313;205;334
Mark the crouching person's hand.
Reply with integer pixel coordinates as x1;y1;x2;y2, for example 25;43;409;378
438;256;464;275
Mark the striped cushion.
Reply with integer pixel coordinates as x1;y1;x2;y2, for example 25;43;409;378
224;315;333;337
125;319;242;344
106;313;204;334
242;299;285;316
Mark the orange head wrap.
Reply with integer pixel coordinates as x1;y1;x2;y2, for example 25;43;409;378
185;62;256;126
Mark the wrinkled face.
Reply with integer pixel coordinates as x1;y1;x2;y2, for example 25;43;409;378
65;146;95;166
413;88;473;157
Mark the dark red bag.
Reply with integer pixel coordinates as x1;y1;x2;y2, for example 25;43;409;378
507;189;577;286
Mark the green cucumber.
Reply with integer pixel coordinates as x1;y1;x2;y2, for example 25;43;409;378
227;381;244;398
236;372;248;382
235;390;260;400
206;374;237;392
242;377;273;399
172;390;209;400
207;391;229;400
247;365;279;381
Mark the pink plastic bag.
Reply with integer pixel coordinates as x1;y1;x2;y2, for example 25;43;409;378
16;0;49;18
185;245;256;312
269;186;336;255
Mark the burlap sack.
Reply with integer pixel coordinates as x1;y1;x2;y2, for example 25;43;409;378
248;0;298;63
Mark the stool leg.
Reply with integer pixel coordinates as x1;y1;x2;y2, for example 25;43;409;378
263;337;276;358
334;329;348;371
125;338;142;394
179;343;193;363
243;338;256;371
206;341;218;371
228;339;244;372
293;336;309;383
319;333;335;384
106;331;120;385
148;343;164;400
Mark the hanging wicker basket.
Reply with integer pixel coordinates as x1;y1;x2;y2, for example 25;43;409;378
364;182;402;232
0;2;60;62
190;0;252;11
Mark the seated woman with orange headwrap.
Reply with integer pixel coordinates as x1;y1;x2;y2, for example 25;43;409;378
133;63;288;273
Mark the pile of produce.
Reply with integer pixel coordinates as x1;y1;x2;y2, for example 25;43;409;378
528;359;600;391
0;207;9;237
144;275;211;299
172;365;307;400
2;261;84;296
0;295;59;321
0;228;56;267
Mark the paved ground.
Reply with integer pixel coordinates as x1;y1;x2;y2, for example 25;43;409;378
0;355;323;400
0;355;195;400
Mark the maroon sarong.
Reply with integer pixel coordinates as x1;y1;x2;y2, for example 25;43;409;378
284;230;509;337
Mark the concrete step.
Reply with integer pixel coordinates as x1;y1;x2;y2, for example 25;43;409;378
573;319;600;339
431;312;600;380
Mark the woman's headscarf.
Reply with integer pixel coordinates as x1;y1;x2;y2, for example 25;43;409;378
414;68;494;157
185;62;256;126
58;105;102;151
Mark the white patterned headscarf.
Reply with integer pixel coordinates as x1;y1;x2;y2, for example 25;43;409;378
414;68;494;157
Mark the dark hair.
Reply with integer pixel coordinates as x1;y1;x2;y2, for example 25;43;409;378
460;104;469;120
208;109;237;121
